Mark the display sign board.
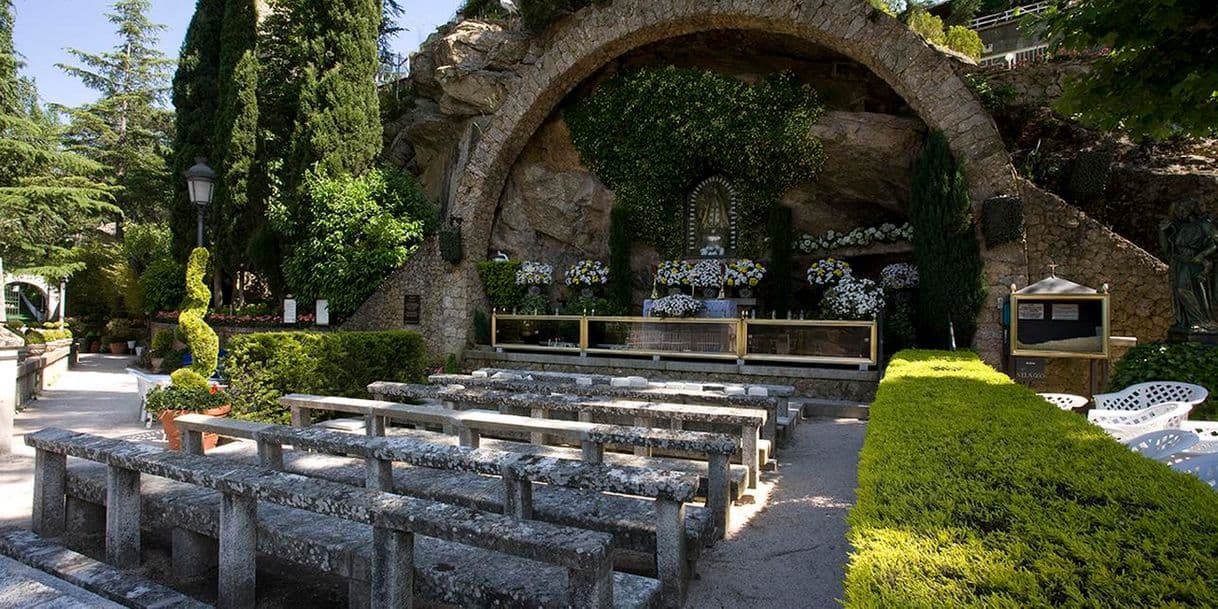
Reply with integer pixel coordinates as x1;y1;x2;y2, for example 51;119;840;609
1010;293;1109;359
283;298;297;324
1013;357;1047;382
316;300;329;326
403;294;422;325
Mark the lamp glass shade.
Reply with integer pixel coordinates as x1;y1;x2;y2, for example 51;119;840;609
188;177;215;207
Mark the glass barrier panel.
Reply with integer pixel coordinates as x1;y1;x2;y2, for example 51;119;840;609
745;321;874;363
494;316;582;351
586;318;738;358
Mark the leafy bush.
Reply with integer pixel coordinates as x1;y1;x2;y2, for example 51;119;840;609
846;350;1218;608
139;258;186;314
224;330;427;424
462;0;611;34
270;168;432;318
944;25;983;60
146;381;230;415
1110;342;1218;419
443;353;460;374
477;260;524;311
179;248;219;381
907;9;946;45
23;328;72;344
121;223;173;273
150;329;175;356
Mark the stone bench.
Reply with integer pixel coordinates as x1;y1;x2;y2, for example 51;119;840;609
464;368;796;397
26;428;660;609
426;372;790;439
279;394;739;537
370;382;767;488
176;415;704;604
0;526;212;608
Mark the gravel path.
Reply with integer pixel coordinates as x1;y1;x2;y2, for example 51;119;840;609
684;418;867;609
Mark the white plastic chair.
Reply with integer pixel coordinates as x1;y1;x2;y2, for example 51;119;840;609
1093;382;1208;412
1087;402;1193;442
1169;453;1218;489
1038;393;1089;411
1179;421;1218;454
1123;429;1201;461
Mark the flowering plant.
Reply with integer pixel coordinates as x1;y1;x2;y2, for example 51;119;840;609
655;260;692;286
725;259;767;287
795;222;914;254
145;382;231;414
822;276;884;320
807;258;852;286
515;261;554;286
564;260;609;287
650;294;704;318
879;263;919;290
688;260;723;288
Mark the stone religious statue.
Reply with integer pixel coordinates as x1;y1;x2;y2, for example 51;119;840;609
1160;198;1218;333
688;176;735;257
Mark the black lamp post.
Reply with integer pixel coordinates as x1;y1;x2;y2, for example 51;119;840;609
184;157;216;247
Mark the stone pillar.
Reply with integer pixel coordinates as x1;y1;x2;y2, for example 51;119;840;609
105;465;141;568
366;458;393;492
219;493;257;609
457;427;480;449
371;527;414;609
256;440;284;470
655;499;687;608
580;441;603;464
501;466;533;520
567;558;613;609
741;425;760;489
707;453;730;540
0;328;22;455
32;448;66;537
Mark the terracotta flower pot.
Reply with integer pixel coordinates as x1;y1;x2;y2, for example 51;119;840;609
150;357;164;372
160;405;232;451
109;342;127;354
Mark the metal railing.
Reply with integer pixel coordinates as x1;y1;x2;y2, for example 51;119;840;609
980;44;1050;68
491;312;878;367
969;1;1051;30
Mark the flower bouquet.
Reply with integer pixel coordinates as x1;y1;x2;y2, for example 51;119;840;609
879;263;919;290
725;259;767;296
807;258;852;286
516;261;554;286
822;276;885;320
565;260;609;297
650;294;704;318
655;260;692;287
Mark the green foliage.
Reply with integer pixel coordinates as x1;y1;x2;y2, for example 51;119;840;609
1038;0;1218;140
461;0;610;34
567;67;825;257
910;131;985;348
764;206;794;316
178;247;219;380
170;367;211;391
946;0;981;25
64;242;140;320
882;290;917;356
846;350;1218;608
944;25;983;61
139;258;185;314
1066;149;1113;203
439;222;463;264
460;0;509;19
473;310;491;345
23;328;72;345
224;330;427;424
269;168;429;318
607;205;633;312
150;328;174;356
560;296;623;316
1110;342;1218;419
906;8;946;46
963;73;1016;111
443;353;460;374
145;380;229;414
121;223;172;273
476;260;524;311
520;293;549;314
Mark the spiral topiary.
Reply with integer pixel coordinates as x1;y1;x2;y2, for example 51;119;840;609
174;247;219;386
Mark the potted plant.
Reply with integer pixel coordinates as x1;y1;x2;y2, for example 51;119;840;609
725;259;767;299
146;373;232;450
563;260;609;298
104;319;130;354
149;329;174;372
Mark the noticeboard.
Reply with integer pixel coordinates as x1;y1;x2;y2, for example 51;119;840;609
1010;293;1109;359
403;294;422;325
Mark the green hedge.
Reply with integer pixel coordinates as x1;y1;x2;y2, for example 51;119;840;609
224;330;428;424
846;350;1218;608
1110;342;1218;419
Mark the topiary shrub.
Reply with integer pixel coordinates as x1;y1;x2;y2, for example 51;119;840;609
178;248;219;381
1109;342;1218;419
910;131;986;348
477;260;524;311
944;25;983;61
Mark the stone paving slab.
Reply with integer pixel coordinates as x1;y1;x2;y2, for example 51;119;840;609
0;555;126;609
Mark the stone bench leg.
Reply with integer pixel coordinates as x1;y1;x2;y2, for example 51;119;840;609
633;417;652;457
257;440;285;470
707;453;730;540
366;458;393;491
530;407;547;445
742;425;760;489
371;527;414;609
458;427;480;449
219;494;257;609
183;429;205;455
580;441;603;464
106;465;141;569
501;467;534;520
32;448;66;538
655;499;687;608
291;406;311;428
173;527;218;584
567;558;613;609
365;414;386;437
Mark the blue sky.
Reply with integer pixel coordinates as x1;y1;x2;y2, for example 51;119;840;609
12;0;465;108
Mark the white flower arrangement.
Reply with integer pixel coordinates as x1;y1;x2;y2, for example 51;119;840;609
687;260;723;288
515;261;553;286
650;294;704;318
879;263;919;290
822;276;885;320
655;260;692;287
807;258;852;286
564;260;609;287
725;259;767;287
794;222;914;254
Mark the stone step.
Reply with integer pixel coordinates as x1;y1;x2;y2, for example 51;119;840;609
794;398;870;420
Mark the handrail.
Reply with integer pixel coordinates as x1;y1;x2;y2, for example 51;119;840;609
969;1;1050;30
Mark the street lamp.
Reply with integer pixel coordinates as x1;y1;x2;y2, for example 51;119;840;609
184;157;216;247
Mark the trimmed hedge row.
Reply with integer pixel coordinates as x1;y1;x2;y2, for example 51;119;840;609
846;350;1218;608
224;330;428;424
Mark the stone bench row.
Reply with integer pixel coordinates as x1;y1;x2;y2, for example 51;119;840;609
280;394;737;536
370;382;765;488
177;415;700;604
26;429;651;609
465;368;796;397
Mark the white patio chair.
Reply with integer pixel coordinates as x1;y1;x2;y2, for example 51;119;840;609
1180;421;1218;454
1123;429;1201;461
1038;393;1089;411
1092;382;1208;412
1087;402;1193;442
1169;453;1218;489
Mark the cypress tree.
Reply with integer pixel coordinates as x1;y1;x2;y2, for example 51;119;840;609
909;131;986;349
170;0;224;258
608;205;633;312
764;206;794;316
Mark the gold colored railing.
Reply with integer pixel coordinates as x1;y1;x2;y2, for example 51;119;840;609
491;313;878;367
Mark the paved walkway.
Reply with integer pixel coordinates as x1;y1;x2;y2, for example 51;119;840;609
684;418;867;609
1;354;148;528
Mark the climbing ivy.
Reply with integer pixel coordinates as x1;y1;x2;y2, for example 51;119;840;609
566;67;826;258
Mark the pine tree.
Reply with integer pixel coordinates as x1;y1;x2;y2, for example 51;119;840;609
910;131;986;349
0;0;115;278
56;0;174;233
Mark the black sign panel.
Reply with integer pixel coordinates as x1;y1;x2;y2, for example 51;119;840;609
403;294;422;325
1013;357;1046;382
